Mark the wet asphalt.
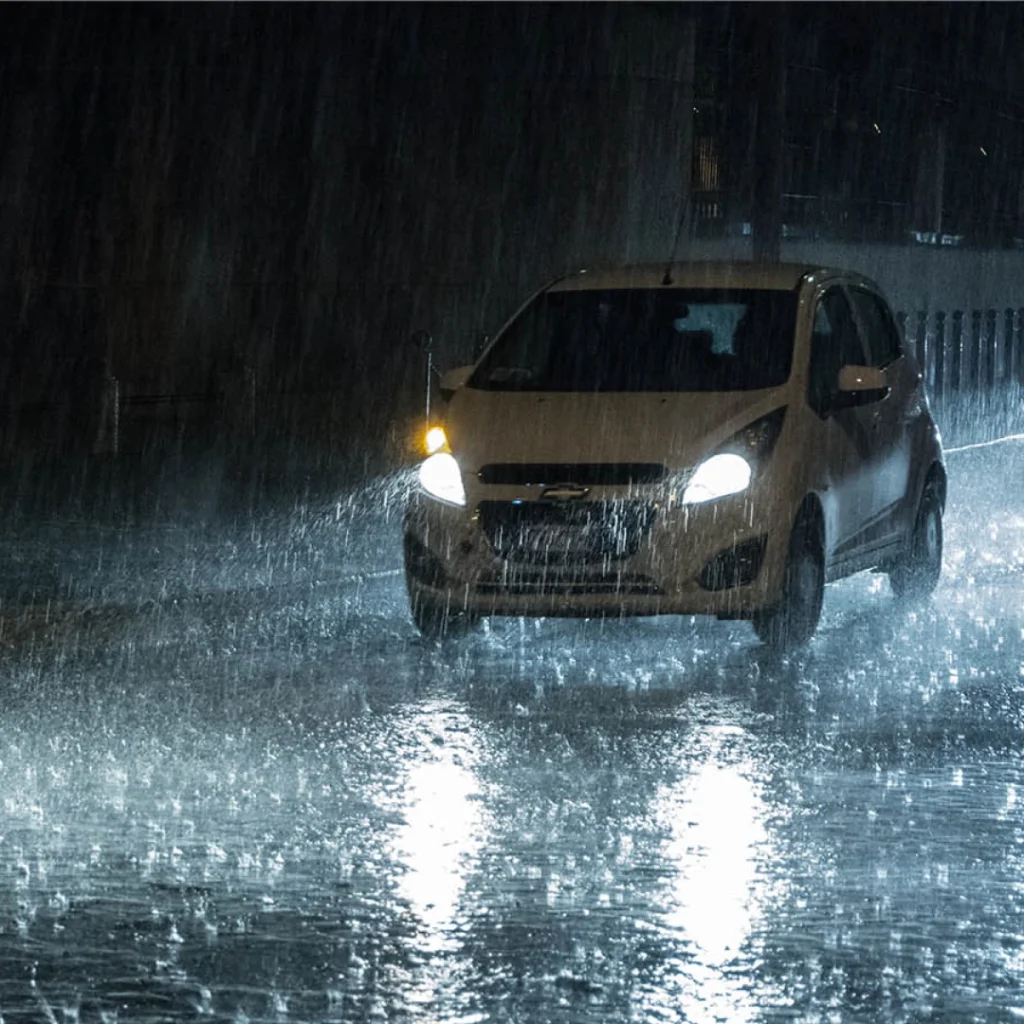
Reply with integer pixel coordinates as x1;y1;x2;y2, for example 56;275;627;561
0;442;1021;1022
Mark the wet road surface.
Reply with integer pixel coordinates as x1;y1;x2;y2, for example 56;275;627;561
0;443;1022;1022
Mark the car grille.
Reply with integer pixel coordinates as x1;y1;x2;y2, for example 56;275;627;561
477;463;667;486
477;499;657;565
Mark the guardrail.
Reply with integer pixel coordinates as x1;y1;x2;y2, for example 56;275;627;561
0;370;257;460
86;367;258;456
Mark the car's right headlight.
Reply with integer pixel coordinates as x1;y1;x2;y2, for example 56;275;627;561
418;452;466;507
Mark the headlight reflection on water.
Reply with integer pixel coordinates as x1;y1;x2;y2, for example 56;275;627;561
395;750;481;951
653;724;780;1024
392;703;487;1014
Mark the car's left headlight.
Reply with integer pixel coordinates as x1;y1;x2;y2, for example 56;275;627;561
418;452;466;506
680;406;787;505
682;452;752;504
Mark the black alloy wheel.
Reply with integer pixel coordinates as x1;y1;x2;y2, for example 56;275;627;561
752;510;825;652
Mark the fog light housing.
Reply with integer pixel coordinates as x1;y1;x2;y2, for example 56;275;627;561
403;533;450;588
698;535;767;591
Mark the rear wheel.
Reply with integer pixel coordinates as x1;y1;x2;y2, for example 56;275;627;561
889;481;942;601
752;511;825;652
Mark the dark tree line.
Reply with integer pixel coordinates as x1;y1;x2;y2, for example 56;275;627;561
695;3;1024;245
0;3;1020;468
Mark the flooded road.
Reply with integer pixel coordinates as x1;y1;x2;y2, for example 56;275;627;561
0;442;1022;1022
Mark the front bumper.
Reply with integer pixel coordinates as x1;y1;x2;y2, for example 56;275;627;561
403;486;794;619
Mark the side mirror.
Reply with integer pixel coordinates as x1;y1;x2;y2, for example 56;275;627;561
832;364;890;409
439;364;473;401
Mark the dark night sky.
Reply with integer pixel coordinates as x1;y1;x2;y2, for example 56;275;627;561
0;3;1019;462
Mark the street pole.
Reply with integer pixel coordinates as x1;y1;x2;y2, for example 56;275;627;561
751;4;788;264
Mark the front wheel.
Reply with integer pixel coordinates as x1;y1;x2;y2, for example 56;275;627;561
889;482;943;601
407;583;479;641
752;512;825;652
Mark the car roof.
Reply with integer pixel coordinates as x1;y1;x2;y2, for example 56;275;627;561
547;261;875;294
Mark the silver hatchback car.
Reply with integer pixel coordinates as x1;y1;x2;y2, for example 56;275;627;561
404;262;946;650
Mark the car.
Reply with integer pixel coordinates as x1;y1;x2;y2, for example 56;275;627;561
403;261;946;650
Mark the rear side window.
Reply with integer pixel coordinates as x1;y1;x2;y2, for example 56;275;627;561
848;287;902;367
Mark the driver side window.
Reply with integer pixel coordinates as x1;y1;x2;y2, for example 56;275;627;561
808;287;866;417
848;287;902;368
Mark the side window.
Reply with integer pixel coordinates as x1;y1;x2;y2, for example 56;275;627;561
808;287;865;415
848;288;902;367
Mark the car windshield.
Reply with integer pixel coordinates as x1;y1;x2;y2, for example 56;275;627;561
469;287;797;392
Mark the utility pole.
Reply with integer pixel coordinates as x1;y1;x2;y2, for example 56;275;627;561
751;4;788;263
912;117;947;239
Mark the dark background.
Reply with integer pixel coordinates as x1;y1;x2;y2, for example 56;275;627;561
1;2;1022;485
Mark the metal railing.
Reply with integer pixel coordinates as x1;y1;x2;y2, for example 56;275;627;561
896;308;1024;400
692;192;1024;249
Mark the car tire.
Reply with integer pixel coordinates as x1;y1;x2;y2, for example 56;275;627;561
752;510;825;652
408;585;479;641
889;481;942;601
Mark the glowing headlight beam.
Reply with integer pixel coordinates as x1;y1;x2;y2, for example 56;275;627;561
418;452;466;506
682;452;752;504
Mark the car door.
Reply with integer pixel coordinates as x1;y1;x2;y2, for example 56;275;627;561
845;285;911;546
806;284;879;569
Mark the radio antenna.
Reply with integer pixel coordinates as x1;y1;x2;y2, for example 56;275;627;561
662;191;691;287
411;329;433;428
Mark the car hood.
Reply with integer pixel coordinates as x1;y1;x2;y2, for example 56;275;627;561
445;386;790;472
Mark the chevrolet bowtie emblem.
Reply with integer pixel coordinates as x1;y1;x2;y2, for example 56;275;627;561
540;484;590;501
